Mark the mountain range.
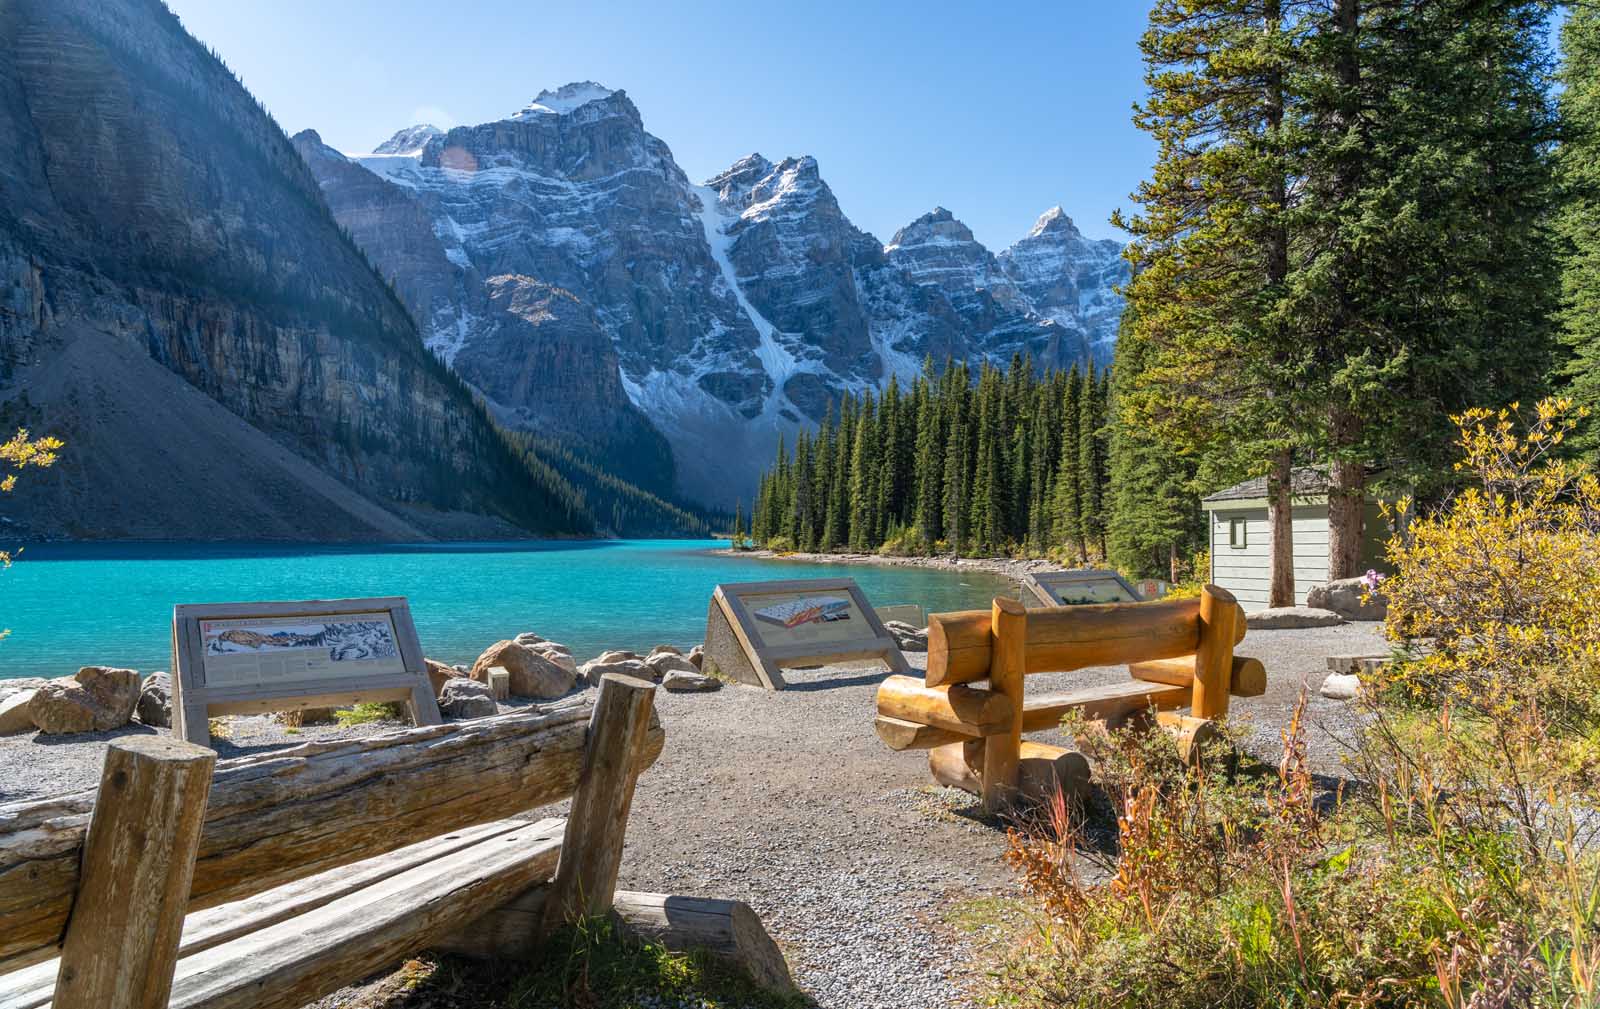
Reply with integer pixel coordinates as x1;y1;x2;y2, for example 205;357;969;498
0;0;1126;539
294;83;1127;506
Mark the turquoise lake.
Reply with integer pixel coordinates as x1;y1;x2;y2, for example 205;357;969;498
0;540;1016;680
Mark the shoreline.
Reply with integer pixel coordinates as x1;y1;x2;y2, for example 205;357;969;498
713;546;1066;587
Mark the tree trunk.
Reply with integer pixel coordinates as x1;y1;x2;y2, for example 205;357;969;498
1328;452;1366;580
1169;541;1181;585
1267;450;1296;608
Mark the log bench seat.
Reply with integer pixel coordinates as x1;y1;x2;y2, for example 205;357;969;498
0;818;564;1009
0;676;665;1009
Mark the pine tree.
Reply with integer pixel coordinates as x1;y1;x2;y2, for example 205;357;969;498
913;361;944;544
849;393;879;551
1558;6;1600;456
1053;367;1084;562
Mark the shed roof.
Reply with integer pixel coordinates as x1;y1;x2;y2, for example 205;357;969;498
1202;467;1329;505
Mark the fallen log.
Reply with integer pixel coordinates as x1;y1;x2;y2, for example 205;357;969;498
928;741;981;793
1157;712;1221;765
930;739;1091;805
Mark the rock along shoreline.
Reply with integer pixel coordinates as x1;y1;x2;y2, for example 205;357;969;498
712;546;1065;587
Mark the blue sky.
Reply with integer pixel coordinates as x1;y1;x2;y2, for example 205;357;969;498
163;0;1152;249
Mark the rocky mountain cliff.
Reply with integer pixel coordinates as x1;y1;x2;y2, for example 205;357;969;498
0;0;592;539
300;83;1129;507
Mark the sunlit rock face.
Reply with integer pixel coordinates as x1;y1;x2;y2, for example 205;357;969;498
301;83;1128;506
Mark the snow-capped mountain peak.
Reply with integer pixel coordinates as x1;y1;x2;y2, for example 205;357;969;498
373;124;442;156
885;207;976;252
1027;204;1082;239
515;81;616;118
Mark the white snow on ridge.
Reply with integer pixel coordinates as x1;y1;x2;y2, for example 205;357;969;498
515;82;616;118
691;184;798;389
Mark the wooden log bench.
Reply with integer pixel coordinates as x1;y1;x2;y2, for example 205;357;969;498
0;674;667;1009
875;585;1262;810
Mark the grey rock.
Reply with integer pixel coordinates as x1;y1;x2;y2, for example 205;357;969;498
661;669;722;693
1247;606;1346;630
883;620;928;653
135;671;172;728
1327;653;1390;674
438;677;497;719
1320;672;1363;700
647;653;700;678
687;645;704;669
529;641;578;676
1307;577;1387;621
0;690;36;735
595;650;639;665
579;658;653;687
29;666;140;734
647;644;683;658
513;631;545;645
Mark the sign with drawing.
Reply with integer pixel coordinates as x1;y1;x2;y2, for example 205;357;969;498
702;578;911;690
172;597;441;747
1023;569;1143;608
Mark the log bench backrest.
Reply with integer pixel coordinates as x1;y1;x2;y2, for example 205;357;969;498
0;691;665;974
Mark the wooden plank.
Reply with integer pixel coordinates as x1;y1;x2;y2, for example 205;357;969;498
981;598;1026;812
0;703;664;971
544;674;657;929
875;676;1011;736
927;597;1205;686
53;738;215;1009
1129;654;1267;697
164;820;565;1009
873;716;965;751
0;821;538;1009
1020;680;1191;733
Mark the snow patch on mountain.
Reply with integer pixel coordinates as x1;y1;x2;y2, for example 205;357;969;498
373;124;443;156
515;81;616;118
692;183;798;391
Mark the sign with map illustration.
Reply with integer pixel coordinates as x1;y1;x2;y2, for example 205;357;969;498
172;597;440;747
703;578;910;690
1023;569;1143;608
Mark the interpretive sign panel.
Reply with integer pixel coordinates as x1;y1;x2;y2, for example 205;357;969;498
1023;569;1142;608
172;597;441;747
702;578;911;690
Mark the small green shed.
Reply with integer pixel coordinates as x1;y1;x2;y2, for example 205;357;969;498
1200;469;1390;611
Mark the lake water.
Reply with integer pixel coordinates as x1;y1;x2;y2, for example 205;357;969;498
0;540;1016;680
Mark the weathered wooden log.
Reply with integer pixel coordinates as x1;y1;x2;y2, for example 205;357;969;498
1192;585;1240;719
875;675;1011;736
1157;712;1221;765
928;741;981;793
873;715;965;751
54;737;215;1009
544;674;658;929
1021;680;1191;732
612;892;793;993
981;598;1027;812
0;700;664;972
927;597;1246;687
435;889;792;994
1014;741;1092;805
1130;654;1266;697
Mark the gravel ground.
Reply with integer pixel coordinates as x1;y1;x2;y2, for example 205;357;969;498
0;620;1389;1007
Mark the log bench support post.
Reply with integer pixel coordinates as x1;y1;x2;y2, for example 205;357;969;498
980;598;1027;813
542;673;658;931
1191;585;1239;721
54;737;216;1009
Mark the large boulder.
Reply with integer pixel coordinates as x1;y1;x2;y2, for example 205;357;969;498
884;620;929;653
29;666;140;734
470;640;576;699
579;657;652;687
0;689;37;735
438;677;497;718
1307;577;1387;621
1246;606;1346;630
529;641;578;676
661;669;721;693
646;652;700;679
594;650;639;665
135;672;172;728
687;645;704;670
648;644;683;658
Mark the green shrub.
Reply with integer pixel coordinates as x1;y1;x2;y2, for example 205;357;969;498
334;702;406;727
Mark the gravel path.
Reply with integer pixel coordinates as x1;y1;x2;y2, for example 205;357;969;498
0;621;1388;1007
